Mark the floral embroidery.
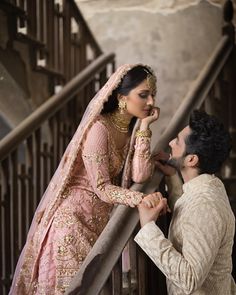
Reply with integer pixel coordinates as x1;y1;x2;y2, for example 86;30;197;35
82;153;108;164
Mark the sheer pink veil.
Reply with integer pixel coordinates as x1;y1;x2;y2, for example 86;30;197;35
10;63;156;292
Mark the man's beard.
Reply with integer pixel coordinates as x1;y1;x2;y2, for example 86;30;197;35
167;156;185;171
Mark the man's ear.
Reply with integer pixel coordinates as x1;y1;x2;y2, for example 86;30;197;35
186;154;199;168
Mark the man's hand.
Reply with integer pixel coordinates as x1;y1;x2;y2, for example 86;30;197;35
141;192;162;208
152;150;176;176
138;192;169;227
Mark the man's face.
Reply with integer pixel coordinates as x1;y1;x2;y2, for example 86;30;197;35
167;126;191;171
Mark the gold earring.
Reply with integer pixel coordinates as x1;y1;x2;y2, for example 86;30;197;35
118;100;127;114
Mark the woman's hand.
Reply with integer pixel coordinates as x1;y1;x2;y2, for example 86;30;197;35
138;193;170;227
140;107;160;130
141;192;162;208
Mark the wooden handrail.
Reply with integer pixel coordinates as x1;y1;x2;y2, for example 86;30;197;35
66;33;234;295
0;53;115;161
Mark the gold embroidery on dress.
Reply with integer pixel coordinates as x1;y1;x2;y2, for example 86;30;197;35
97;170;105;191
54;209;78;228
82;153;108;164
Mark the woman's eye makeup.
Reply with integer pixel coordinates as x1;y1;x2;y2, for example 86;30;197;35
139;93;149;99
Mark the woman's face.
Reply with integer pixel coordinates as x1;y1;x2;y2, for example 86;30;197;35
122;79;156;119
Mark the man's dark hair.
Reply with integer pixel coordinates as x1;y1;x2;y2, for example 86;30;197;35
185;110;232;174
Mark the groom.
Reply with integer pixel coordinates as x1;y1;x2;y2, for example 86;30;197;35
135;110;236;294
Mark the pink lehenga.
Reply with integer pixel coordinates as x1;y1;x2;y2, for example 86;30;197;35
10;64;155;294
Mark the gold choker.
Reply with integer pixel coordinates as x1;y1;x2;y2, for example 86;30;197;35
108;112;131;133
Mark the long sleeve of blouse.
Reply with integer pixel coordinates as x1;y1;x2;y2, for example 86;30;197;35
131;136;154;183
82;121;144;207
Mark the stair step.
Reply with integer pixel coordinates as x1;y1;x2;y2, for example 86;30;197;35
34;66;65;79
16;33;46;49
0;0;26;16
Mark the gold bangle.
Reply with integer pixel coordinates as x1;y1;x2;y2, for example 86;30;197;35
135;129;152;138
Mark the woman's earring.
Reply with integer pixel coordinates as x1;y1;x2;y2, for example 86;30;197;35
118;100;127;114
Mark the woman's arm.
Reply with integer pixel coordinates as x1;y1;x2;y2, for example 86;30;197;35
82;121;144;207
131;130;154;183
131;107;159;183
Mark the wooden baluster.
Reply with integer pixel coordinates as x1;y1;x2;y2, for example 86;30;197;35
71;32;76;78
100;68;107;89
0;158;11;294
34;128;42;202
42;143;50;192
63;0;71;81
61;123;67;153
80;25;87;70
89;78;96;100
55;112;62;164
49;116;57;173
75;24;81;76
137;246;147;295
67;98;76;132
18;164;27;244
26;135;36;217
0;179;3;295
49;145;54;179
54;2;60;73
9;150;19;274
27;0;36;39
50;113;62;171
111;258;122;295
59;6;64;75
129;238;138;293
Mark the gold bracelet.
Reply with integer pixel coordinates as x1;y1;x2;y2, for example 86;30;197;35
135;129;152;138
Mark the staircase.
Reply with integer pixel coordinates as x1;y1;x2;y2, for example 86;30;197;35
0;1;115;294
0;0;236;295
0;0;103;137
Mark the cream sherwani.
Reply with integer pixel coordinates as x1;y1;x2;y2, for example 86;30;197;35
135;174;236;294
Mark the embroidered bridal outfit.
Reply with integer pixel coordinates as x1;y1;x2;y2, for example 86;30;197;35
10;64;156;294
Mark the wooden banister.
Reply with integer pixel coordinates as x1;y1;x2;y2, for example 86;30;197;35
0;53;115;161
0;53;115;295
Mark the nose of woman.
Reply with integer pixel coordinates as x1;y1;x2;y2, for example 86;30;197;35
147;95;155;106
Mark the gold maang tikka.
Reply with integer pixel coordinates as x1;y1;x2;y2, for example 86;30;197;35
144;69;157;96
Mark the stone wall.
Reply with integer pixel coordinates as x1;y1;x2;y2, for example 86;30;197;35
76;0;226;145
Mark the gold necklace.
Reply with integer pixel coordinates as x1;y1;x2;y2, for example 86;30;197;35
107;111;131;133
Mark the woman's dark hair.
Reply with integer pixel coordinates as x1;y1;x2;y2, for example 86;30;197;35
101;65;155;130
185;110;232;174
